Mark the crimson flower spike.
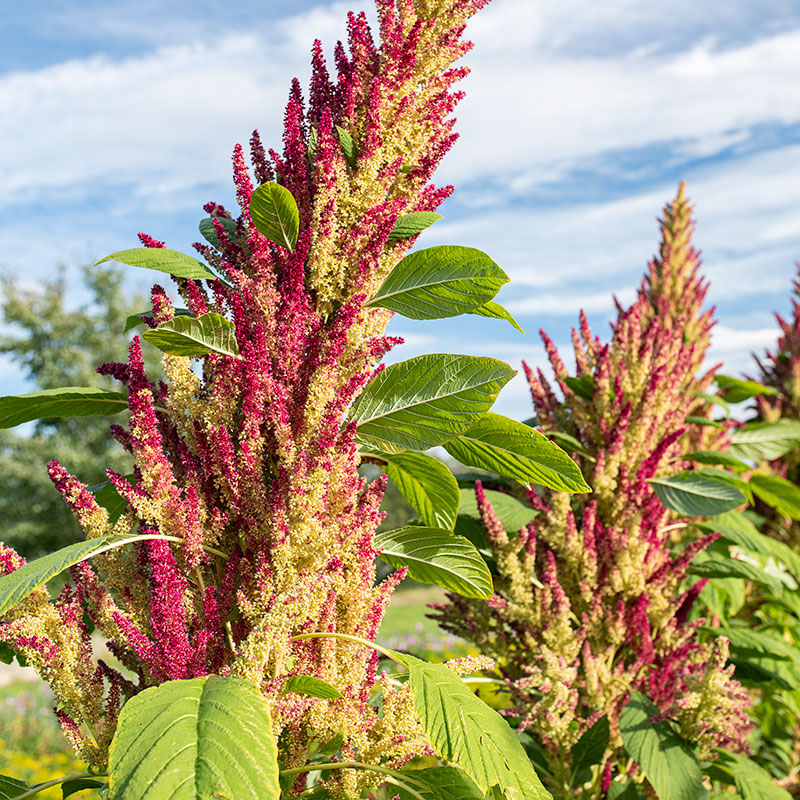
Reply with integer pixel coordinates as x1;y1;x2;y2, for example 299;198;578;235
431;184;752;796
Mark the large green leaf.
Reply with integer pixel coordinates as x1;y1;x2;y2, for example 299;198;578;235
199;216;238;249
366;245;508;320
283;676;342;700
714;752;793;800
142;312;242;360
647;472;746;516
108;676;280;800
0;387;129;429
335;126;358;168
393;767;485;800
388;212;443;242
685;450;752;473
750;473;800;520
249;182;299;251
468;300;524;334
96;248;218;281
444;413;590;493
374;527;492;599
714;374;777;403
63;778;106;798
0;775;28;799
619;691;701;800
571;715;610;772
366;450;460;530
727;419;800;462
351;354;515;454
703;626;800;662
89;478;132;523
688;555;783;594
406;658;551;800
457;488;537;534
124;307;193;333
0;533;172;617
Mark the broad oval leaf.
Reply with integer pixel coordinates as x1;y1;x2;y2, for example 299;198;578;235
199;216;238;248
686;450;752;473
142;312;242;360
108;675;280;800
468;300;524;334
0;774;28;799
457;487;537;534
688;555;783;595
96;248;218;281
351;354;515;455
703;626;800;662
335;126;359;168
89;478;132;523
393;767;485;800
713;752;793;800
249;182;300;251
749;473;800;520
727;419;800;462
366;449;460;530
0;387;129;429
63;778;106;798
366;246;508;320
571;715;610;771
407;658;551;800
685;416;726;430
388;212;443;242
0;533;174;617
647;472;746;516
283;675;342;699
563;375;594;401
374;526;492;599
444;413;590;494
124;307;193;334
715;374;778;403
619;690;702;800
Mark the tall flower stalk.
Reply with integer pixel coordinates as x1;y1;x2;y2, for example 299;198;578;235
0;1;497;795
433;185;751;798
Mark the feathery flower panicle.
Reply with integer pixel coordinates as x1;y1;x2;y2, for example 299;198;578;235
432;184;751;797
0;1;492;792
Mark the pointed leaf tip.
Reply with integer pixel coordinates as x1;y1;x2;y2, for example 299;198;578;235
249;182;300;251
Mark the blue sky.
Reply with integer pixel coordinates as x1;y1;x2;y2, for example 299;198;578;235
1;0;799;420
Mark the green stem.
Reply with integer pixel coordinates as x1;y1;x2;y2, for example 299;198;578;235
281;760;431;798
14;772;106;800
291;632;407;666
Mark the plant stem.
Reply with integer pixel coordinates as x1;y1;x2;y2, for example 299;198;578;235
14;772;106;800
291;632;407;666
281;760;430;795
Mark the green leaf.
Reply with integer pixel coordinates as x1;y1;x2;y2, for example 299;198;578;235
142;312;242;360
691;467;752;502
0;387;129;429
571;715;610;772
563;375;594;401
407;658;551;799
714;752;793;800
351;354;515;454
619;691;702;800
444;413;591;493
647;472;746;516
108;675;280;800
0;774;28;799
750;473;800;520
545;430;589;456
689;556;783;594
366;245;509;320
468;300;525;334
388;212;443;242
249;182;300;251
685;416;727;430
374;526;493;599
199;216;238;249
715;374;778;403
123;308;193;334
685;450;752;473
0;533;176;617
366;450;460;530
335;126;358;168
607;783;646;800
393;767;486;800
96;248;218;281
457;488;537;534
63;778;106;798
705;626;800;665
283;676;342;700
89;479;131;523
728;419;800;461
